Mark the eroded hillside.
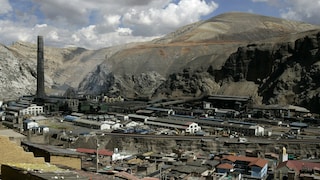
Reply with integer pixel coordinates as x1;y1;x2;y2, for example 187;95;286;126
1;12;320;112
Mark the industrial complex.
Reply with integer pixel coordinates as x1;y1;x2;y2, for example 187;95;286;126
0;36;320;180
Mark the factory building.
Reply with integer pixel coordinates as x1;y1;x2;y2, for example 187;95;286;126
144;118;201;134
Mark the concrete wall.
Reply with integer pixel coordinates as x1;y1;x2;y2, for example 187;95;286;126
50;156;81;170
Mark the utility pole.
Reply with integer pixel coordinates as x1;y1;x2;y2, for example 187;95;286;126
96;137;99;173
95;133;104;174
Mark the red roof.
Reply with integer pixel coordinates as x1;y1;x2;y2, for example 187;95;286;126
98;149;113;156
249;158;269;168
76;148;95;154
223;155;268;168
277;160;320;172
76;148;113;156
217;163;234;169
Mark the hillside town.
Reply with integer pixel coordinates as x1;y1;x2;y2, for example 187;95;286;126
0;35;319;180
1;89;320;180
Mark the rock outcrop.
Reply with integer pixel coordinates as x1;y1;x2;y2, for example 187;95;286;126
0;44;38;99
216;32;320;112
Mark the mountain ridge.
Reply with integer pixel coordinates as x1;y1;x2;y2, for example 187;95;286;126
1;12;320;112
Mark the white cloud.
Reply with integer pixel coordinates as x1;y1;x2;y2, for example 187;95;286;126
0;0;218;49
250;0;320;25
35;24;47;28
117;28;132;36
0;0;12;14
280;0;320;24
122;0;218;36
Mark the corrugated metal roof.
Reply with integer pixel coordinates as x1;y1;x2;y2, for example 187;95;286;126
22;142;85;157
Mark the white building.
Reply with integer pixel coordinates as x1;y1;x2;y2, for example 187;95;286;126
73;119;123;130
185;122;201;134
20;104;44;116
39;126;50;134
4;104;43;117
102;120;123;130
23;120;39;130
123;120;141;128
249;125;265;136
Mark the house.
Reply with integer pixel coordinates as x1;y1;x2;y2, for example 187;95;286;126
216;163;234;173
221;155;268;179
275;160;320;180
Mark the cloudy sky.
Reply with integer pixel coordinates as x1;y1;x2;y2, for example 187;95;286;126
0;0;320;49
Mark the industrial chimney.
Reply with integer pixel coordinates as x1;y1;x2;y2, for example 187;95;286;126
36;35;46;100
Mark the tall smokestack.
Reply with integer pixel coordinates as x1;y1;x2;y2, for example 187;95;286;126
36;35;45;100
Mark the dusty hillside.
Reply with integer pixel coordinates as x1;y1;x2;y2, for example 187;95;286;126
78;12;320;113
156;12;317;43
0;12;320;112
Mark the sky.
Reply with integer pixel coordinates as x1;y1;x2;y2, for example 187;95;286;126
0;0;320;49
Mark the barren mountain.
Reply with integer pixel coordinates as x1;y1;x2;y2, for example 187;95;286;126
1;12;320;112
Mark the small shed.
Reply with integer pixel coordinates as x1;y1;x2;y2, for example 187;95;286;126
23;120;39;131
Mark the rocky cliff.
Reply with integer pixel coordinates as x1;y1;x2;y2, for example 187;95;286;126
1;12;320;112
0;44;38;99
218;33;320;112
